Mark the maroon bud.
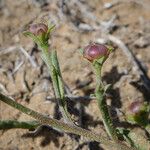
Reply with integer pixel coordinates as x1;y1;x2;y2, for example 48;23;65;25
83;43;110;62
29;23;48;36
129;101;143;114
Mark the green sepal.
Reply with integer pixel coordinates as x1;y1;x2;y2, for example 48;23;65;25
107;46;114;52
127;111;149;127
23;24;55;49
91;45;113;66
92;56;107;66
23;31;39;43
23;31;43;47
127;102;150;127
45;24;55;40
78;48;84;55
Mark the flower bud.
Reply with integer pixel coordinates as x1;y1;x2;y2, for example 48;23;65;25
29;23;48;36
127;100;149;126
129;101;143;114
83;43;110;62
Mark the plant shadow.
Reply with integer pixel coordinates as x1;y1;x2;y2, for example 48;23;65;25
102;66;125;108
41;66;128;149
22;125;63;147
53;98;104;149
130;79;150;102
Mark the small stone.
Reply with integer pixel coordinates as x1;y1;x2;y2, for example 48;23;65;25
134;36;150;48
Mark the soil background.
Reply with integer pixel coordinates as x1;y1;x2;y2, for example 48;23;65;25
0;0;150;150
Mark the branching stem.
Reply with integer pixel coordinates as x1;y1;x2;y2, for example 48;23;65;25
40;44;73;124
0;92;136;150
0;120;40;130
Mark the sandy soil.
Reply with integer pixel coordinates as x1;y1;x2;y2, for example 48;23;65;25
0;0;150;150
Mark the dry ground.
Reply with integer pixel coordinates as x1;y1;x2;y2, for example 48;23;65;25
0;0;150;150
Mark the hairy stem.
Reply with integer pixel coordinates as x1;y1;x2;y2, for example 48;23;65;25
0;120;40;130
0;92;135;150
40;45;73;124
93;62;118;140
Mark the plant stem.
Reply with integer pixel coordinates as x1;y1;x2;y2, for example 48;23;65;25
40;45;73;124
93;62;118;140
0;92;136;150
0;120;40;130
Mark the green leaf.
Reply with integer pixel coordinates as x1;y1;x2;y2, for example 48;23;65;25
23;31;41;46
45;24;55;40
47;24;55;34
116;128;135;147
0;120;40;130
23;31;35;38
50;51;61;75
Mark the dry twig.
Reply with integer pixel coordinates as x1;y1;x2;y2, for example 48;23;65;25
20;46;37;68
107;34;150;91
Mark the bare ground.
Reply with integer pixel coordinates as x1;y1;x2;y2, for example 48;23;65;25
0;0;150;150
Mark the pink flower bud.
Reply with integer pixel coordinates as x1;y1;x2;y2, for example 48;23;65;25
129;101;143;114
29;23;48;36
83;43;110;62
